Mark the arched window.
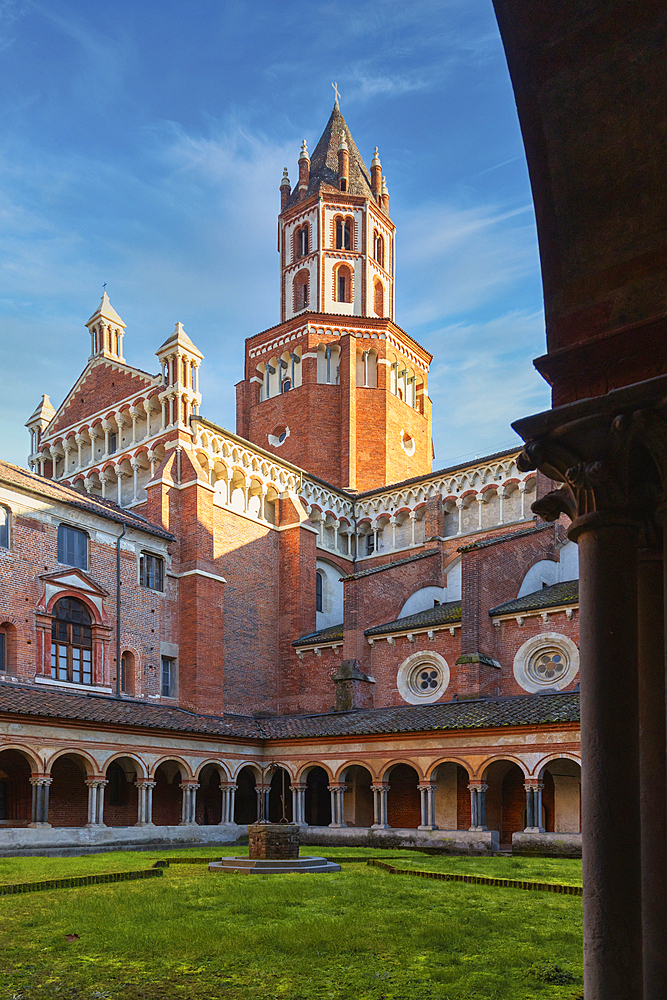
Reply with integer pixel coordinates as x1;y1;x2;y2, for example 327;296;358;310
374;279;384;317
336;265;352;303
335;217;353;250
0;506;9;549
293;271;309;311
374;231;385;267
315;571;323;612
120;651;135;695
50;597;93;685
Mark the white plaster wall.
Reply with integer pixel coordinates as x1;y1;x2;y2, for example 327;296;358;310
316;558;344;630
434;762;458;829
518;540;579;597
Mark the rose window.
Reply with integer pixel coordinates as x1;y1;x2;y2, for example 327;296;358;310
527;648;569;686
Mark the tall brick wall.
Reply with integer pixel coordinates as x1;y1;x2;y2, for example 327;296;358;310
49;756;88;827
386;763;421;828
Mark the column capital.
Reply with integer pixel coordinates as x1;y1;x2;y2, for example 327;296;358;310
179;781;200;791
524;779;544;791
135;780;156;790
467;781;488;792
29;775;52;786
327;783;347;792
417;783;437;792
290;782;307;792
370;783;388;792
85;778;108;789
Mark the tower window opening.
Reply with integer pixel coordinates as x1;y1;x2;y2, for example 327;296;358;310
297;226;309;257
335;218;352;250
281;379;291;394
315;571;323;612
374;279;384;317
336;265;351;303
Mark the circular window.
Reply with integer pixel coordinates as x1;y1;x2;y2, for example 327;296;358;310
400;430;415;456
268;425;290;448
513;633;579;693
397;651;450;705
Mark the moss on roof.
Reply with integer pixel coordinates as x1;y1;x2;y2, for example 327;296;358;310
365;600;461;637
489;579;579;617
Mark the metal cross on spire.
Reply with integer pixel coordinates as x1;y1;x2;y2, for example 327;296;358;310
332;81;340;106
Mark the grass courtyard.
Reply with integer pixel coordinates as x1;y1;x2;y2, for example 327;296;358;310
0;847;583;1000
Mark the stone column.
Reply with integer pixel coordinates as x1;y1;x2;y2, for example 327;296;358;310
468;782;487;831
638;544;667;997
179;782;200;826
571;514;642;1000
291;782;307;826
456;497;464;534
418;784;438;830
523;780;544;833
328;784;347;828
114;464;124;506
130;457;141;502
135;780;155;825
85;779;108;827
29;776;52;826
371;784;389;829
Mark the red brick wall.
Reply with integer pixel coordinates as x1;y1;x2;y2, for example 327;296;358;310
152;769;181;826
457;765;471;828
0;749;31;824
47;363;154;436
49;756;88;827
387;764;421;828
493;611;580;696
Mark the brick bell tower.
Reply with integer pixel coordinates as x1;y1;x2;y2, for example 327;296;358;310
236;99;433;492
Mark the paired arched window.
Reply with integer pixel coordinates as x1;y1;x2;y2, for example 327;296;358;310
336;265;352;303
374;279;384;317
50;597;93;685
335;217;353;250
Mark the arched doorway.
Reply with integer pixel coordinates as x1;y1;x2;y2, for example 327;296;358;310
340;765;373;827
49;753;90;827
304;766;331;826
234;766;258;825
104;757;140;827
386;764;421;829
0;749;32;826
484;760;526;846
268;767;292;823
152;761;184;826
432;762;471;830
540;758;581;833
196;765;223;825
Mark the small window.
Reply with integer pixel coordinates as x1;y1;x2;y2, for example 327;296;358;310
50;597;93;685
297;227;309;257
336;266;351;303
281;379;291;393
0;632;5;672
109;432;117;455
140;552;164;592
366;534;375;555
57;525;88;570
120;651;135;695
0;506;9;549
315;571;323;613
161;656;175;697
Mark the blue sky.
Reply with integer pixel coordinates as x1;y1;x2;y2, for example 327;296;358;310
0;0;551;470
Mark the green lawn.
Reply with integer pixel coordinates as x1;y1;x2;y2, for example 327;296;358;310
0;848;583;1000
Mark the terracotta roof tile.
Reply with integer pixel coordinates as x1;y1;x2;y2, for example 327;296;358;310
489;580;579;616
0;460;173;541
365;600;461;637
0;684;579;740
293;623;344;648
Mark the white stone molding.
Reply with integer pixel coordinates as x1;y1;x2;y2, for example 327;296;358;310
396;650;450;705
513;632;580;694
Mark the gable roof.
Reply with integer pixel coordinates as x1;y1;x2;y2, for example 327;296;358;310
45;358;157;437
284;103;381;211
365;600;462;637
489;579;579;617
0;460;173;541
293;623;344;648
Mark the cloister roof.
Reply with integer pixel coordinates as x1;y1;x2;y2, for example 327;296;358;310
489;579;579;617
0;684;579;741
0;460;174;541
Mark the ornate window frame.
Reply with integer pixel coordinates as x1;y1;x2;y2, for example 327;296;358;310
397;650;450;705
513;632;580;693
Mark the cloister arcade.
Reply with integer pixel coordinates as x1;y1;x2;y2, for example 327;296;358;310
0;747;581;841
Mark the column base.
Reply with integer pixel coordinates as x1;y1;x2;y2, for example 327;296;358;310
468;825;488;832
85;822;107;829
134;821;155;827
418;824;439;831
371;823;390;830
328;822;347;829
523;826;545;834
28;822;52;829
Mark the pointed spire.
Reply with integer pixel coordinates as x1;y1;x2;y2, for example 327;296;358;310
381;175;390;213
371;146;382;200
25;394;56;430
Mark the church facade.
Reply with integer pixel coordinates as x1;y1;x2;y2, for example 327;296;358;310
0;104;581;854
